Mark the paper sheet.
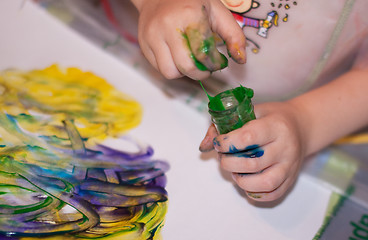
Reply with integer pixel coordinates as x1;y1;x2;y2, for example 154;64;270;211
0;1;331;239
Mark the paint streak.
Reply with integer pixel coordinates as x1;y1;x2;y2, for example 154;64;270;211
228;144;264;158
198;80;213;101
183;31;210;71
0;65;169;239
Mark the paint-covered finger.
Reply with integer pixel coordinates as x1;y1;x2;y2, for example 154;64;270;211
213;119;275;154
220;140;282;173
184;19;228;72
220;147;268;173
199;124;218;152
169;30;211;80
209;0;246;64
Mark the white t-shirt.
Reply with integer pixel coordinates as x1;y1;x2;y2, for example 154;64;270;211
213;0;368;103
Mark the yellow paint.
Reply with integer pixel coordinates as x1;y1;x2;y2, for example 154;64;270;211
0;65;167;239
0;65;142;142
252;48;259;54
273;13;279;27
231;42;246;62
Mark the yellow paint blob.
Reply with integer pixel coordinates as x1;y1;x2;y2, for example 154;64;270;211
0;65;142;142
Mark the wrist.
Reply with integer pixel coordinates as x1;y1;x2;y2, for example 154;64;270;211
286;99;314;157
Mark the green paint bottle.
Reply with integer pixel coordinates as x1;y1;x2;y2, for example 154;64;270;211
207;85;256;134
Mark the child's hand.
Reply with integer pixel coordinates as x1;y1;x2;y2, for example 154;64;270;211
199;102;307;202
131;0;246;80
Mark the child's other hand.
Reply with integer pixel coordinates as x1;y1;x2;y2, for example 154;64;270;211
199;102;307;202
132;0;246;80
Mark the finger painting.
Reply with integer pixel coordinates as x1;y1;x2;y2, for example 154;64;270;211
0;65;169;239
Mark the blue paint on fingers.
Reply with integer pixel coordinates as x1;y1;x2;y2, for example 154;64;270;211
228;144;264;158
213;138;221;147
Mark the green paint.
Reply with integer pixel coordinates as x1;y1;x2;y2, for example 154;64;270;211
313;185;355;240
209;85;253;111
203;36;227;69
227;49;232;59
199;80;213;101
183;33;209;71
63;119;86;155
182;33;228;72
193;57;209;71
200;36;228;69
207;85;255;134
201;36;215;56
219;54;229;69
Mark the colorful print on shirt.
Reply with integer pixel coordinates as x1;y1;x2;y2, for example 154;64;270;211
221;0;298;53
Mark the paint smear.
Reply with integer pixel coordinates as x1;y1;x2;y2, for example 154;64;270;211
0;65;169;239
183;20;228;72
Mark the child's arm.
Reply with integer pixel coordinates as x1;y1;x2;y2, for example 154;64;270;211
289;68;368;156
200;65;368;202
130;0;246;80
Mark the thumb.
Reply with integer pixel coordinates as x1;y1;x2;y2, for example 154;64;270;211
199;124;219;152
208;1;247;64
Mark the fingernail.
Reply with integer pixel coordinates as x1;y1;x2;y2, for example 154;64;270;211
247;192;262;199
235;48;246;63
230;43;246;64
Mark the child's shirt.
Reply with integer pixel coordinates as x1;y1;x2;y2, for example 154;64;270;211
214;0;368;103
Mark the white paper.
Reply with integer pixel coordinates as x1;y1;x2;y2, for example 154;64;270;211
0;1;331;239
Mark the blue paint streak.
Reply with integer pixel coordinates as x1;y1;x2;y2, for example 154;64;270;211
228;144;264;158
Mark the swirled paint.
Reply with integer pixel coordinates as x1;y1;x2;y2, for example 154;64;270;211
0;65;169;239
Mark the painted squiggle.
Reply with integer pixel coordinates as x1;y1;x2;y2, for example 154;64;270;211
0;65;169;239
